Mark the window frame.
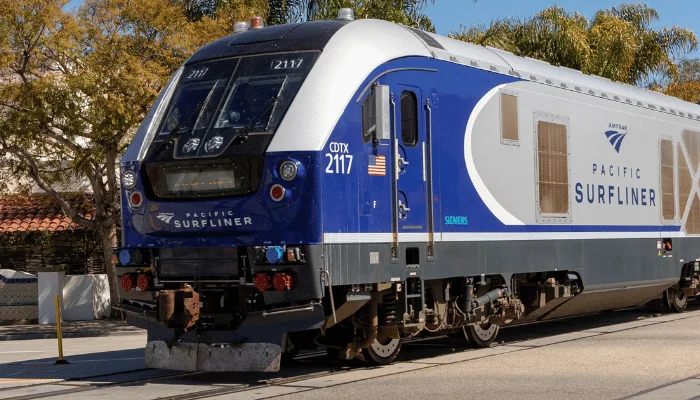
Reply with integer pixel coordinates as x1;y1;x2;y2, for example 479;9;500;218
361;87;377;143
500;89;519;146
533;111;571;224
399;90;419;147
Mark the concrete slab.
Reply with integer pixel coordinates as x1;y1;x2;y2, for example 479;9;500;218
281;362;429;388
645;310;700;323
583;318;660;333
413;344;531;365
208;385;312;399
508;330;601;347
271;309;700;400
0;383;82;399
48;382;222;400
626;377;700;399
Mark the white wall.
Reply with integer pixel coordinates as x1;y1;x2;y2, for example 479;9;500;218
38;272;111;322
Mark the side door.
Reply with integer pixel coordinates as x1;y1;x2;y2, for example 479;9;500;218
386;71;438;264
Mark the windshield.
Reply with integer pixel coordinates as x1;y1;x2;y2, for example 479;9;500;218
150;51;319;160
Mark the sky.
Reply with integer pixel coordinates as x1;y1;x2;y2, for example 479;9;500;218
425;0;700;58
65;0;700;58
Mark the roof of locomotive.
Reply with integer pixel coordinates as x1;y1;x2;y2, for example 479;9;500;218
125;17;700;157
186;20;350;64
191;17;700;121
410;27;700;121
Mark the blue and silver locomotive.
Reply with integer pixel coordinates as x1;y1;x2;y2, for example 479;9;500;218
116;10;700;372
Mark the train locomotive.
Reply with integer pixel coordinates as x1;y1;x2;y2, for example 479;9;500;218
115;10;700;372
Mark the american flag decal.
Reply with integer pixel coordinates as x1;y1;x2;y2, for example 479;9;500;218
368;154;386;176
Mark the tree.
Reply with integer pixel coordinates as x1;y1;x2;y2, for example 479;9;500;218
0;0;234;310
185;0;436;31
448;4;697;86
655;58;700;104
0;0;433;312
182;0;268;24
306;0;435;31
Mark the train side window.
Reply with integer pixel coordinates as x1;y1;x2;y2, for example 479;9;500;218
535;115;570;222
659;138;676;224
500;91;519;145
361;89;377;143
400;91;418;147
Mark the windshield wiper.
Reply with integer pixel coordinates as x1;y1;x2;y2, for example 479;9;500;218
151;123;187;158
238;96;279;137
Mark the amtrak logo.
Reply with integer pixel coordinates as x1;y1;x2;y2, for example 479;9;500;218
156;213;175;224
605;123;628;153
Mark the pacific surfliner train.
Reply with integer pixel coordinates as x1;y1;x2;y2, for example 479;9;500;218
115;10;700;372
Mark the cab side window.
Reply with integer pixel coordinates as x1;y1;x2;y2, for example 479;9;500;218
362;89;376;143
400;91;418;147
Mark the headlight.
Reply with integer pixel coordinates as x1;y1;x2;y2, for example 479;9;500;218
279;160;298;181
205;135;224;153
183;138;200;153
122;171;136;189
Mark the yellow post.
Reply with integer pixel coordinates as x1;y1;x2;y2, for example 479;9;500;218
54;295;69;365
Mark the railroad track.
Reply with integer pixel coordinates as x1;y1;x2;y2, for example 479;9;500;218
3;303;699;400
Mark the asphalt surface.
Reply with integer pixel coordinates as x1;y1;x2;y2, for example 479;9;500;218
0;302;698;399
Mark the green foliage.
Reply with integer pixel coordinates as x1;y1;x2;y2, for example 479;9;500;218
653;58;700;104
448;3;698;86
305;0;434;31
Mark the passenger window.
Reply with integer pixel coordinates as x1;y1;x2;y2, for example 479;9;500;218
400;91;418;147
361;89;376;143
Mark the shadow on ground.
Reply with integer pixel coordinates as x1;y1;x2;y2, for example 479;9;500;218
0;348;146;382
0;299;697;397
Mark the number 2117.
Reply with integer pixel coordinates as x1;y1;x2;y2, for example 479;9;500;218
325;154;353;174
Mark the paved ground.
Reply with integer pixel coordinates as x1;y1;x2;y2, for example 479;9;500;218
0;302;698;399
0;320;145;341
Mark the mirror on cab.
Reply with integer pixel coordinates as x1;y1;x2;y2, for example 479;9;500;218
363;84;391;144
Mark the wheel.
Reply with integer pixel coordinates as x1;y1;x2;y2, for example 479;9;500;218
361;337;402;365
461;322;499;348
667;287;688;313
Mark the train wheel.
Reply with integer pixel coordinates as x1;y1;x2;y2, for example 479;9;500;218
667;287;688;313
361;337;402;365
462;323;499;348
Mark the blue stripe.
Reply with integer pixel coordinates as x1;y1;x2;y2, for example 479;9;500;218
443;225;681;233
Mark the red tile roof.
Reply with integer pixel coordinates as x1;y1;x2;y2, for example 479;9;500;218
0;193;95;233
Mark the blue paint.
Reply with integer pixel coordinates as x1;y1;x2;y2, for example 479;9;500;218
118;249;131;265
265;246;284;264
605;130;627;153
121;54;677;252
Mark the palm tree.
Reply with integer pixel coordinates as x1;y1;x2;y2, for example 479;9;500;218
449;4;697;86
